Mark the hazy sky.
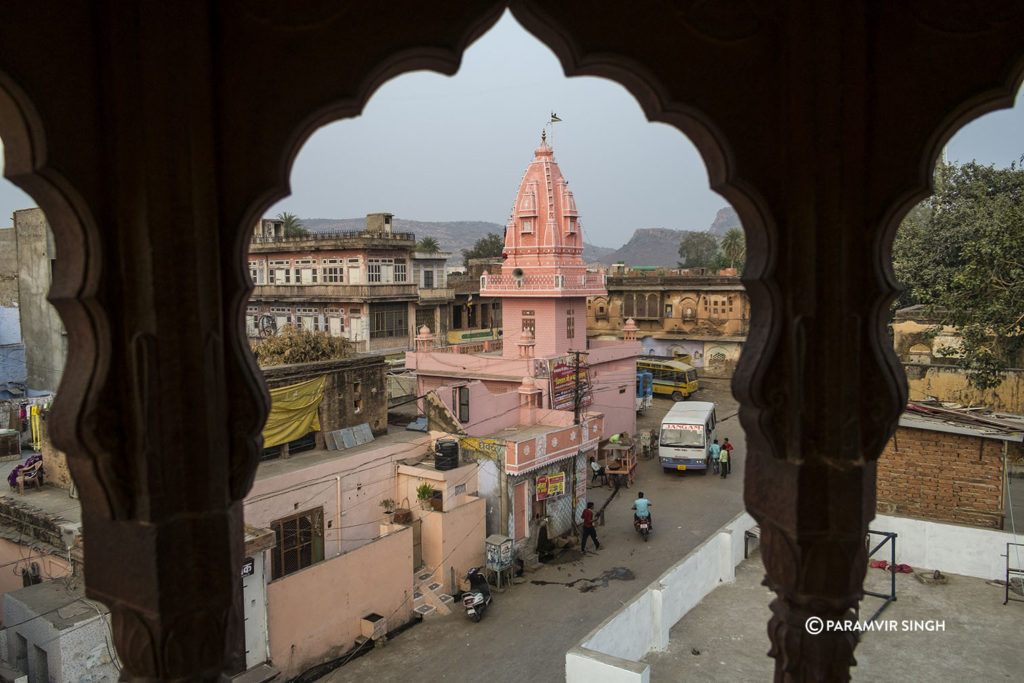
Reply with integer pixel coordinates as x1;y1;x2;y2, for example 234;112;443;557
2;11;1022;247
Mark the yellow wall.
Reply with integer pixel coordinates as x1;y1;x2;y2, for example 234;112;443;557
905;364;1023;414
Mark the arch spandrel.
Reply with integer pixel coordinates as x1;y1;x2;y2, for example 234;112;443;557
0;1;1022;679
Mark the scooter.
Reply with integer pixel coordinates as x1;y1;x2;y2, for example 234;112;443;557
462;567;492;622
633;512;652;541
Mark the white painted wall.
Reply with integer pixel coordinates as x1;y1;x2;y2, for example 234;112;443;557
873;514;1018;580
567;511;757;681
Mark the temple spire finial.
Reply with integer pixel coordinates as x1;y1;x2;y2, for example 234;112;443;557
541;129;546;143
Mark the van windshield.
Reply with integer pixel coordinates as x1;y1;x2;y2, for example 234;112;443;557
661;425;704;448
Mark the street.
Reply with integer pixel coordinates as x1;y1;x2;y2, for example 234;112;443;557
322;382;746;682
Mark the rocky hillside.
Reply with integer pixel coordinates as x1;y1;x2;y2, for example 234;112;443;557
597;228;695;268
708;206;740;236
303;217;614;265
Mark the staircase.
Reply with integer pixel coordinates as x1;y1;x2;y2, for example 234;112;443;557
412;569;454;619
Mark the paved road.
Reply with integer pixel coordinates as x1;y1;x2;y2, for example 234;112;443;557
322;384;746;683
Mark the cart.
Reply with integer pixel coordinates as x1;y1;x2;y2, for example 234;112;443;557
602;443;637;489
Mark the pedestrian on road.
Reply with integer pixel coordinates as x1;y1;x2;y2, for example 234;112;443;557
709;439;721;474
722;438;735;478
581;502;601;553
718;439;729;478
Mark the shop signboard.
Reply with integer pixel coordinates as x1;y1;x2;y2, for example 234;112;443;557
549;355;592;411
536;471;566;500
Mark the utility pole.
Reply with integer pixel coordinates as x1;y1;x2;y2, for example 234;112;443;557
572;350;583;426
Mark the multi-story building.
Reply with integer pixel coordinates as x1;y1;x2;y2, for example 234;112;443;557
587;268;749;376
247;212;455;353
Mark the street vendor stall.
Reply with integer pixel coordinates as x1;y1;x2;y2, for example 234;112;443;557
602;442;637;489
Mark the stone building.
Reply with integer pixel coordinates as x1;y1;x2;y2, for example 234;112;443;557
1;4;1021;679
10;209;64;393
587;269;749;376
893;305;1024;414
247;212;455;353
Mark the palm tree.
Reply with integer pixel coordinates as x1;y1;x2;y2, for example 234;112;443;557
277;211;310;238
721;228;746;269
416;236;441;253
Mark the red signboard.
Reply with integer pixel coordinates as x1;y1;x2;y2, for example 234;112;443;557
663;424;703;431
549;355;592;411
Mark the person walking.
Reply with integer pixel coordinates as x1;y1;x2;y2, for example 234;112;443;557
717;439;729;478
581;501;601;553
709;439;721;474
722;438;735;478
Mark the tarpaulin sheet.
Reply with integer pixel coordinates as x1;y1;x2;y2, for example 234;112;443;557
262;376;326;448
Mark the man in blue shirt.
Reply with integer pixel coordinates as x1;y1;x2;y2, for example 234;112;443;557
633;492;652;529
709;439;721;474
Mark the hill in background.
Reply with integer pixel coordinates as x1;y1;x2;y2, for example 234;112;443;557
303;217;615;265
300;206;738;268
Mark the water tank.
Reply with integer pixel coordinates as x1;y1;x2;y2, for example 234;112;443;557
435;439;459;471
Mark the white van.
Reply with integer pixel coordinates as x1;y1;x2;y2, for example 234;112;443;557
658;401;718;473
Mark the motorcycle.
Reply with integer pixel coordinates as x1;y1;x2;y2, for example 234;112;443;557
462;567;492;622
634;514;652;541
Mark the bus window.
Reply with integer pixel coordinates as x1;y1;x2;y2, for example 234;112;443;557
660;426;704;448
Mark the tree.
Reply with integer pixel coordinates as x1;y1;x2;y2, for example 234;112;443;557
720;228;746;270
277;211;310;238
462;233;505;267
677;232;719;268
892;159;1024;389
250;324;352;367
416;236;441;252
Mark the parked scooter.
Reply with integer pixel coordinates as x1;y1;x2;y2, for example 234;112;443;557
462;567;492;622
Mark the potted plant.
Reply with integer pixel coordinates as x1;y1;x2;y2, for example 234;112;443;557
380;498;396;520
416;482;434;511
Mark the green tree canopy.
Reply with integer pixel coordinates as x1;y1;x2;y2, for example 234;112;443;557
462;232;505;267
250;324;352;367
677;232;719;269
416;236;441;252
277;211;310;238
892;159;1024;389
720;227;746;270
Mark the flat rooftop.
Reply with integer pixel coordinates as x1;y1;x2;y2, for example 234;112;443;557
645;550;1023;680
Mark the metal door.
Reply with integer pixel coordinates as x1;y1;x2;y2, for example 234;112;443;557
412;518;423;569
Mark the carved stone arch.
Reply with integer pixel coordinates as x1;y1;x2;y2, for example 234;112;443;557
0;72;120;517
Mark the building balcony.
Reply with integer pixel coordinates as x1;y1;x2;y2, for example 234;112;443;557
417;287;455;304
251;283;419;302
480;272;606;296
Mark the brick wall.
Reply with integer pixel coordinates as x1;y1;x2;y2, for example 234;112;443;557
261;355;388;447
876;425;1016;529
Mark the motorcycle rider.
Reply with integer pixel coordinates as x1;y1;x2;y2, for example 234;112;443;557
632;492;653;529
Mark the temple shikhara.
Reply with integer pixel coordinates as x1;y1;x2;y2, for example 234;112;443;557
407;134;640;548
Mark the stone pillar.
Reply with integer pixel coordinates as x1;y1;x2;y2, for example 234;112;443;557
416;324;434;351
622;317;638;342
518;328;535;359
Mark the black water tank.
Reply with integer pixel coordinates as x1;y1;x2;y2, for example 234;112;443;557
435;439;459;471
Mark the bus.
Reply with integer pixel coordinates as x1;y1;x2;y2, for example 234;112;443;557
658;401;718;473
635;371;653;413
636;358;699;401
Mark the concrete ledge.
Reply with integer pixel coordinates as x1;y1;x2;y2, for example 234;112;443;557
566;647;649;683
566;511;756;679
874;513;1018;580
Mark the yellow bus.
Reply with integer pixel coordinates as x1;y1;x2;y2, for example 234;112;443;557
636;358;699;401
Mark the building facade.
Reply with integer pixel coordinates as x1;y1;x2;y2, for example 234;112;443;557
587;269;749;376
247;213;455;353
